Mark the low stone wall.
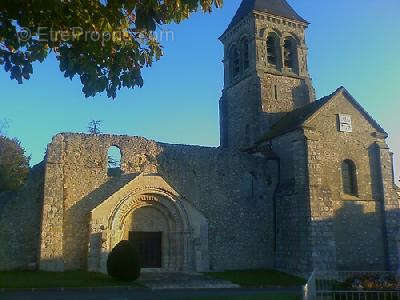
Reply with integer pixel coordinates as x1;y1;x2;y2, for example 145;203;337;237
0;163;44;271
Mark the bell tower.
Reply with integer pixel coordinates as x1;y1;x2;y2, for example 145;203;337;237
219;0;315;149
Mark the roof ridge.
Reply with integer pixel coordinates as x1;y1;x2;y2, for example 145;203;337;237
253;86;387;146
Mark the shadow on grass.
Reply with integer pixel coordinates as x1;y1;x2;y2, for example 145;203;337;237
0;271;144;289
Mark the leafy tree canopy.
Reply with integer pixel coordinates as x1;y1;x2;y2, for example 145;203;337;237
0;0;222;98
0;135;30;192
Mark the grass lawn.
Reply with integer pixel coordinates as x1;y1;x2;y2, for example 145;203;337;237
206;269;306;288
0;271;143;289
188;293;300;300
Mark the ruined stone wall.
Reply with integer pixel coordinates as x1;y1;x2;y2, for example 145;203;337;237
40;133;278;272
305;93;390;271
272;130;312;276
0;163;44;270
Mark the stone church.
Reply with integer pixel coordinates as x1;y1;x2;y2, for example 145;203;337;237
0;0;399;277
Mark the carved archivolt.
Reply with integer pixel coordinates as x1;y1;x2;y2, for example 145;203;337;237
88;182;201;273
108;188;190;248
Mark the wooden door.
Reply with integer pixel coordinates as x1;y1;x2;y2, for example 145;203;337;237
129;231;162;268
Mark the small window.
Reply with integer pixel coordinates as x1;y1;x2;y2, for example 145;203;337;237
108;146;122;177
241;37;249;71
266;32;280;67
342;160;358;196
229;45;240;80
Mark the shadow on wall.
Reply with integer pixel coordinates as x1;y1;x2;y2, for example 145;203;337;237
334;200;388;271
0;163;44;271
256;79;314;141
275;177;313;277
276;184;400;275
63;173;137;269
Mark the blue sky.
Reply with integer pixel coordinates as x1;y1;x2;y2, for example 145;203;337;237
1;0;399;183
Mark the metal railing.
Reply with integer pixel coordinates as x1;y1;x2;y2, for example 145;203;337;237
309;271;400;300
317;290;400;300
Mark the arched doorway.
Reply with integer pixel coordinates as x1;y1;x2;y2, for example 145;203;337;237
88;176;209;274
118;194;186;271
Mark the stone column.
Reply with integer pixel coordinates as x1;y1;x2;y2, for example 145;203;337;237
39;134;65;271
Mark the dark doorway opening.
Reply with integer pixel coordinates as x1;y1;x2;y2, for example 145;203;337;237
129;231;162;268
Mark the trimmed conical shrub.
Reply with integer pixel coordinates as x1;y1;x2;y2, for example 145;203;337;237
107;240;141;281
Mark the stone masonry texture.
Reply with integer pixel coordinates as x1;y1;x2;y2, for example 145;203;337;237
0;1;399;278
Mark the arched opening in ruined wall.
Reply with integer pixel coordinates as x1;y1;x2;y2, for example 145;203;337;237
107;146;122;177
88;177;209;274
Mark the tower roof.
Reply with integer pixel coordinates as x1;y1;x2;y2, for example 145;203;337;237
226;0;308;33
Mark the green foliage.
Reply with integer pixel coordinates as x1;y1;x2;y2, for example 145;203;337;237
0;0;223;98
0;135;30;192
107;240;140;282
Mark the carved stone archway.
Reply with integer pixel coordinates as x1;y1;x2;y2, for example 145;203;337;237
88;175;209;274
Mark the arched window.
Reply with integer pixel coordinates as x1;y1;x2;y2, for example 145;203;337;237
266;32;280;67
283;37;298;71
229;45;240;80
342;160;358;196
241;37;249;71
108;146;122;177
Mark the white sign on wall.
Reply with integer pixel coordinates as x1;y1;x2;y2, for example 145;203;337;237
338;114;353;133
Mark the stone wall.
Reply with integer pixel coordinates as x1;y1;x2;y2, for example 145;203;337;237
259;75;312;126
219;75;262;149
254;11;315;127
0;163;44;270
273;130;312;276
40;133;278;272
305;92;391;271
219;11;315;150
253;12;309;78
376;145;400;271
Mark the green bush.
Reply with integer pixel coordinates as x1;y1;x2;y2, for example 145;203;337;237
107;240;140;282
0;136;30;192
